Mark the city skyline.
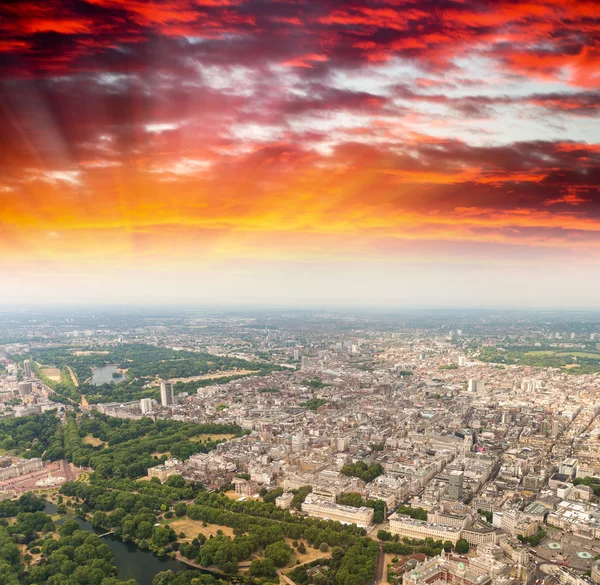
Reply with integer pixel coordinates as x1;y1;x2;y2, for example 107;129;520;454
0;1;598;306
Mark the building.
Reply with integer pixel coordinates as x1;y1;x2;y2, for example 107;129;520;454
389;513;462;544
552;419;561;437
467;379;484;393
233;477;260;497
275;492;294;509
458;356;466;367
402;552;492;585
447;470;464;500
591;560;600;584
302;494;373;527
18;382;33;396
23;360;32;378
147;458;181;482
0;457;43;481
499;537;529;565
427;508;470;529
559;458;578;478
140;398;153;414
336;436;350;452
160;381;174;407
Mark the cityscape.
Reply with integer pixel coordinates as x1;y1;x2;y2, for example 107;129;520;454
0;309;600;585
1;1;599;585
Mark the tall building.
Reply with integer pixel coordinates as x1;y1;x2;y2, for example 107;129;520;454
336;436;350;452
458;356;466;366
467;379;485;393
23;360;32;379
160;381;174;407
18;382;33;396
140;398;153;414
447;470;464;500
291;434;304;452
551;418;561;437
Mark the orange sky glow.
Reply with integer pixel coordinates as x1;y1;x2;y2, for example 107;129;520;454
0;0;599;306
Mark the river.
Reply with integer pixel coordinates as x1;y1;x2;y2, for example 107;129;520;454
44;501;212;585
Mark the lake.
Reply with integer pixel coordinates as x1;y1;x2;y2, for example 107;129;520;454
45;501;197;585
90;364;124;386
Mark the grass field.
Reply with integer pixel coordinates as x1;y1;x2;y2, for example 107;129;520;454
525;350;600;359
40;367;61;381
169;370;258;383
82;435;106;447
166;518;235;540
165;518;329;567
190;433;236;443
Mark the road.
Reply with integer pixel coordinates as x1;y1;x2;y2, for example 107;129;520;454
374;544;385;584
61;459;76;482
67;366;79;387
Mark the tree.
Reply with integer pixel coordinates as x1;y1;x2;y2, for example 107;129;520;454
292;486;313;510
249;558;277;578
265;541;293;567
455;539;469;554
152;525;173;548
137;521;154;540
58;518;80;537
377;530;392;541
263;487;284;504
174;502;187;517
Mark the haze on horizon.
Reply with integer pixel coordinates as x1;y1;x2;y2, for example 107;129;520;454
0;0;598;308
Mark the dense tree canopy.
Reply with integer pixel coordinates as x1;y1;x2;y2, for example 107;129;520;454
340;462;384;483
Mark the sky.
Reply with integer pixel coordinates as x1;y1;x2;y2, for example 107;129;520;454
0;0;599;308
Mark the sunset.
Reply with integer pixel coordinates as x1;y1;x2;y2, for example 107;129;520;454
2;4;600;583
1;0;599;306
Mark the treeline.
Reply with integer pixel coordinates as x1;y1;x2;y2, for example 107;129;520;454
395;505;427;521
377;532;469;557
30;361;81;405
58;413;243;479
300;399;327;411
573;476;600;496
477;345;600;374
0;413;62;459
288;538;378;585
0;493;136;585
340;461;384;483
61;477;372;577
29;344;281;404
518;528;546;547
152;571;222;585
181;495;368;575
0;493;46;517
